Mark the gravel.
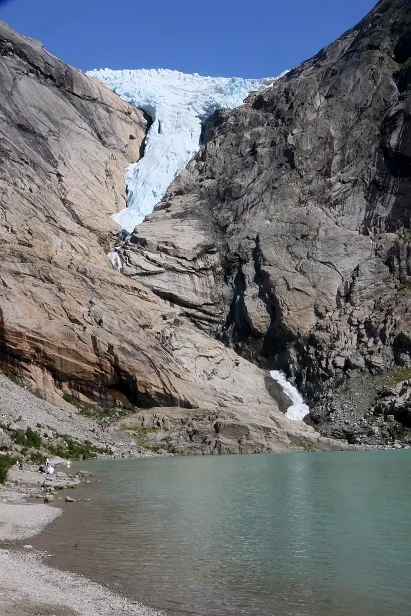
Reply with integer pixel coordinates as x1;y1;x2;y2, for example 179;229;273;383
0;375;101;445
0;373;153;457
0;464;165;615
0;549;164;616
0;502;61;541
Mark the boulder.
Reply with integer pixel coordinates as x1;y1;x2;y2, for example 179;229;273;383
0;429;13;451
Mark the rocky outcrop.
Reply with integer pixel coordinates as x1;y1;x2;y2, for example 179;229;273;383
0;21;346;454
113;0;411;444
117;406;355;455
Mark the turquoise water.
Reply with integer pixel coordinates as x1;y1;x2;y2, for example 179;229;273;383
36;451;411;615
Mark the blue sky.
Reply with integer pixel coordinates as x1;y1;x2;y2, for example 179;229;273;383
0;0;377;78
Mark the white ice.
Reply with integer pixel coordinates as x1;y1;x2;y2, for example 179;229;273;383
107;251;122;272
87;68;271;233
270;370;309;421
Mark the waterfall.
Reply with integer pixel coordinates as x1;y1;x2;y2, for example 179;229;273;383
270;370;309;421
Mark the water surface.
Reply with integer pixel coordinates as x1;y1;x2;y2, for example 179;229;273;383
34;451;411;616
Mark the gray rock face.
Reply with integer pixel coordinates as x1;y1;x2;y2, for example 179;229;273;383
0;20;346;454
0;428;13;451
115;0;411;441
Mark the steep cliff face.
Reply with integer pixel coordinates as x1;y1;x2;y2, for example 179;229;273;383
0;21;341;455
116;0;411;445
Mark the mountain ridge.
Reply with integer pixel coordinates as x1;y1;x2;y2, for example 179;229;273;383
113;0;411;446
0;19;341;455
1;0;410;452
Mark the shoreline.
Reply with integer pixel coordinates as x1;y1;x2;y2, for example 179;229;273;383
0;464;165;616
1;447;407;615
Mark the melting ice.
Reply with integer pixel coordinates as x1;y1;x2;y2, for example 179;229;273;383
270;370;309;421
87;68;269;233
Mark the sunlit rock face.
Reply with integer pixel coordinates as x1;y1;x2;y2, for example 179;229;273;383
0;22;337;454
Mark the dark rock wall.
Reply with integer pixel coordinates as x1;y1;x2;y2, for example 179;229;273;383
117;0;411;443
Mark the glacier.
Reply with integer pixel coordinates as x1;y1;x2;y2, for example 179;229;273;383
270;370;309;421
86;68;270;233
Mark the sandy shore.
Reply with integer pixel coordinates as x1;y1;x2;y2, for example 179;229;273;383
0;467;164;616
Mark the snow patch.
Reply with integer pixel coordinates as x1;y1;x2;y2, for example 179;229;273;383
87;68;272;233
270;370;309;421
107;251;122;272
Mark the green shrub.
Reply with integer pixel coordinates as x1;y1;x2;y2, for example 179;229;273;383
0;455;17;484
11;427;42;449
25;427;42;448
49;436;110;460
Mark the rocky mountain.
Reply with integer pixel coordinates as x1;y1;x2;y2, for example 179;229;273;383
1;0;410;454
0;20;343;455
113;0;411;447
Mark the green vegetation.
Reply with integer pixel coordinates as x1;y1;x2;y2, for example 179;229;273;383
11;427;42;449
0;368;22;385
27;450;43;463
79;406;133;422
62;393;83;408
48;435;110;460
124;427;157;450
2;420;111;463
395;231;411;244
387;366;411;386
397;282;411;292
125;426;156;435
63;394;134;424
0;454;18;484
291;441;314;452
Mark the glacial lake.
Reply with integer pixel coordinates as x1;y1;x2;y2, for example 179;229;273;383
34;451;411;616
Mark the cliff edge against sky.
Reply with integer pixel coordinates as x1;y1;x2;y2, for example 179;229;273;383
1;0;410;452
114;0;411;446
0;20;335;454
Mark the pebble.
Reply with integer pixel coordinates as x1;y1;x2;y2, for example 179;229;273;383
65;496;75;503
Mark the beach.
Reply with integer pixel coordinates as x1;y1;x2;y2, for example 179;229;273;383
0;465;164;616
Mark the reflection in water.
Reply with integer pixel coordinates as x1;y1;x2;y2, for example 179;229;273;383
34;451;411;616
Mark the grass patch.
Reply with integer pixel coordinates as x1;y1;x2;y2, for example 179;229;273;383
0;368;22;385
124;427;158;450
291;441;314;452
125;427;156;435
387;366;411;386
62;393;84;409
0;454;18;484
63;394;134;424
127;435;152;449
397;282;411;292
79;406;133;422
